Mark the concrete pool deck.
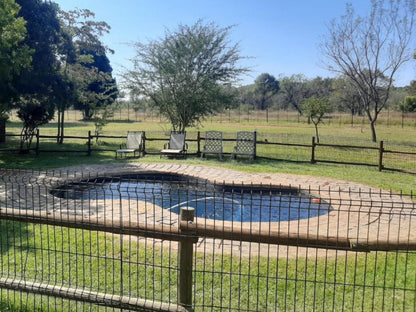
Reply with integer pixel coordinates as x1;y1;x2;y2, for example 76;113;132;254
0;163;415;258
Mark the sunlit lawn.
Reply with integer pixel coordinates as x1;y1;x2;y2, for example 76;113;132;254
0;111;415;311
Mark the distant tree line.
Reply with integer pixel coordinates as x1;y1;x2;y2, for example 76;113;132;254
236;73;413;118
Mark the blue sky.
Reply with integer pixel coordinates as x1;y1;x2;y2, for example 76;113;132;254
54;0;415;86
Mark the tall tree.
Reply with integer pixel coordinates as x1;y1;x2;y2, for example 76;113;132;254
322;0;416;142
278;74;308;115
253;73;279;122
124;20;248;132
57;8;117;142
72;46;118;120
14;0;62;149
0;0;32;141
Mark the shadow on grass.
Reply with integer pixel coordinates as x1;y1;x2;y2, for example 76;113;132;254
0;150;116;170
6;121;92;129
0;220;30;255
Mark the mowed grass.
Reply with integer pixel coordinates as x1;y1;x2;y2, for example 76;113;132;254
0;221;414;311
0;111;415;311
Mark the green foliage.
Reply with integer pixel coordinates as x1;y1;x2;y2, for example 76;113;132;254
17;97;54;150
277;74;309;113
331;76;362;116
0;0;32;117
58;8;118;122
400;96;416;113
301;97;331;142
253;73;279;110
124;20;248;132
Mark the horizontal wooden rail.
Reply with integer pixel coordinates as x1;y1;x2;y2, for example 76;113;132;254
3;205;415;251
257;141;311;148
384;149;416;156
181;221;416;252
0;207;198;243
316;142;379;150
39;135;88;140
0;278;189;312
314;159;378;167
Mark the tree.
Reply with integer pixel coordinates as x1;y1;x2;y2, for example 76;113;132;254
399;95;416;127
124;20;248;132
0;0;32;140
305;77;333;99
72;47;118;120
277;74;308;115
401;96;416;113
253;73;279;122
331;76;363;125
301;97;331;143
322;0;416;142
14;0;63;150
57;8;117;142
17;96;54;151
407;80;416;96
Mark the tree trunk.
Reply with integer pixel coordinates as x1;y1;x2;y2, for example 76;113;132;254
57;110;61;143
314;124;320;143
370;120;377;142
59;110;65;144
0;118;6;143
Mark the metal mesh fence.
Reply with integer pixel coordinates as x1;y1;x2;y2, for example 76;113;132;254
0;168;414;311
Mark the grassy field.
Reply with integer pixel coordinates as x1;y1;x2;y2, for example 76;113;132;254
0;110;415;311
2;111;415;193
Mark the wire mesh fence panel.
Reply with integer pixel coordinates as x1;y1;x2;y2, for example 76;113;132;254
383;149;416;174
314;144;380;167
0;169;414;311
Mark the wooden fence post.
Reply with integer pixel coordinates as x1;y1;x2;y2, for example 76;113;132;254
179;207;195;310
197;131;201;157
142;131;146;156
311;137;316;164
87;131;92;156
35;129;40;156
378;140;384;172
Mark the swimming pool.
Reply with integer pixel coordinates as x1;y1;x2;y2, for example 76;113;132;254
51;172;331;222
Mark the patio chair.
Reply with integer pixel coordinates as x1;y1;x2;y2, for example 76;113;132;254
231;131;256;160
115;131;144;159
160;132;188;157
201;131;223;159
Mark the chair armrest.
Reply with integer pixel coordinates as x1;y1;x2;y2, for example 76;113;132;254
184;143;188;151
164;142;169;149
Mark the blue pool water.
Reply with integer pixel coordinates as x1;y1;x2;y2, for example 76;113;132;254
51;173;331;222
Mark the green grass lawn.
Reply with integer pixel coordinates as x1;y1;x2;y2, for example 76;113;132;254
0;221;414;311
0;114;415;311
